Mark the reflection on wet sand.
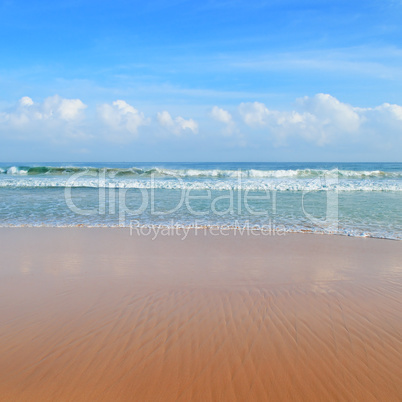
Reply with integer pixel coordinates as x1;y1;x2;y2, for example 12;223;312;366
0;228;401;401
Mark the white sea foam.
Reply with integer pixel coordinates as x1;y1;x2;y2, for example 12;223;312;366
0;177;401;191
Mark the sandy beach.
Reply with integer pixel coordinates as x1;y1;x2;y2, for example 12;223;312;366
0;228;401;401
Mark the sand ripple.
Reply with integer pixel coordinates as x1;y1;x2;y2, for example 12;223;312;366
0;228;401;401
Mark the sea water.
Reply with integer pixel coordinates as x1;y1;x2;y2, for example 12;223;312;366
0;162;401;239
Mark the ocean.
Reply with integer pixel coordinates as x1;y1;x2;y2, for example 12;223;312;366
0;162;401;239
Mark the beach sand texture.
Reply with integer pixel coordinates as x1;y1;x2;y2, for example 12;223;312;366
0;228;401;401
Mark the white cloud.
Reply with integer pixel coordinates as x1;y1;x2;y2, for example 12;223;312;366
211;106;232;124
58;98;87;120
238;94;364;145
210;106;236;135
357;102;402;141
363;102;402;121
238;101;272;126
297;93;360;135
19;96;34;107
157;110;198;135
0;93;400;157
98;100;149;141
383;103;402;120
0;95;88;140
157;110;174;126
0;95;86;124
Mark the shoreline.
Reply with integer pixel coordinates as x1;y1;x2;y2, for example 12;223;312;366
0;224;400;241
0;228;401;400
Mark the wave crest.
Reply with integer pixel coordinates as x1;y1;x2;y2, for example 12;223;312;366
1;165;401;179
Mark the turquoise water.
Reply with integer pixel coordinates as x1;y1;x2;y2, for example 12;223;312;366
0;162;401;239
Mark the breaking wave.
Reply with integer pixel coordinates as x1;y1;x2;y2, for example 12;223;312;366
1;165;402;179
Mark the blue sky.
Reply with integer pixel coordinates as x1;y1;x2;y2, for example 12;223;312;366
0;0;401;161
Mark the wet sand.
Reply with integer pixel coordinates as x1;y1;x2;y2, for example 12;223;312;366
0;228;401;401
